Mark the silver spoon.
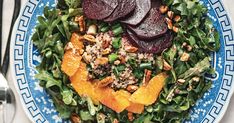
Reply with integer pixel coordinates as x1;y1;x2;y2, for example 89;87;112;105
0;73;16;123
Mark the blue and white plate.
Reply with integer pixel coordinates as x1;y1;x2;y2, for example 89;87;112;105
10;0;234;123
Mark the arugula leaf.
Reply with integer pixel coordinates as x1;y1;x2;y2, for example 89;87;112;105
179;57;211;79
134;114;153;123
80;110;94;121
35;70;62;89
65;0;81;8
163;45;177;80
163;45;177;65
86;97;97;116
175;3;188;15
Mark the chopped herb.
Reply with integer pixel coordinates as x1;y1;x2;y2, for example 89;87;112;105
112;37;121;49
139;62;152;70
112;23;124;36
108;53;118;63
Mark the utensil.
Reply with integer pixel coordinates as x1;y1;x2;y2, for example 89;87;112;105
0;0;21;122
0;73;15;123
0;0;3;64
1;0;21;76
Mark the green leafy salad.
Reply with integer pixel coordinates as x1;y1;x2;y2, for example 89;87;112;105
32;0;220;122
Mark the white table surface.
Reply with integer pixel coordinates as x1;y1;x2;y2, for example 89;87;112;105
1;0;234;123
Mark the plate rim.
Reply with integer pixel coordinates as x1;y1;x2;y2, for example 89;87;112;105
10;0;234;123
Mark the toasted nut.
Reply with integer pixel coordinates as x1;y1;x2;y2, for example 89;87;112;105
180;52;190;61
182;42;188;48
70;113;81;123
187;85;193;91
127;112;134;121
187;45;193;51
87;24;97;35
174;88;181;94
65;42;74;51
127;85;139;93
96;113;106;122
125;45;138;53
114;60;121;65
177;79;186;84
95;57;109;65
98;76;114;88
102;48;111;55
102;40;110;49
192;77;200;82
83;34;96;43
163;60;172;71
88;74;94;81
165;17;172;24
167;11;174;19
82;52;92;63
142;69;152;86
113;119;119;123
159;5;169;14
75;16;85;32
165;17;173;30
168;23;173;30
173;26;179;33
145;69;152;84
174;15;181;22
118;55;126;64
168;24;173;30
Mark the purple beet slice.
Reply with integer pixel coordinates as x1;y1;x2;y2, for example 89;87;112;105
127;0;168;40
121;0;151;26
83;0;118;20
126;30;173;54
104;0;136;22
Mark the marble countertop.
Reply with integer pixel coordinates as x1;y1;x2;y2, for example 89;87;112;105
1;0;234;122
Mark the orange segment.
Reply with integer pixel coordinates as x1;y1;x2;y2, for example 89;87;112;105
61;33;84;76
61;50;82;77
114;90;131;112
115;90;144;114
126;103;144;114
95;89;130;113
130;72;168;105
70;33;84;55
98;89;124;113
70;62;99;104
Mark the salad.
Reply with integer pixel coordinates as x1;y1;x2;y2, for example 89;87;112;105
32;0;220;122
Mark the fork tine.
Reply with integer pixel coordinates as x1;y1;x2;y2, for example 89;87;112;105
1;0;21;76
0;0;3;67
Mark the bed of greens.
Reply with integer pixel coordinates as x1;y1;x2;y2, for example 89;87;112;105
32;0;220;122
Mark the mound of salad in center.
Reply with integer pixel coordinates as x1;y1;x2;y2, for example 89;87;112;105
32;0;220;122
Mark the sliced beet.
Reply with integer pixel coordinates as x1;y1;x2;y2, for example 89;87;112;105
121;0;151;25
127;0;167;40
83;0;118;20
104;0;136;22
126;30;173;54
